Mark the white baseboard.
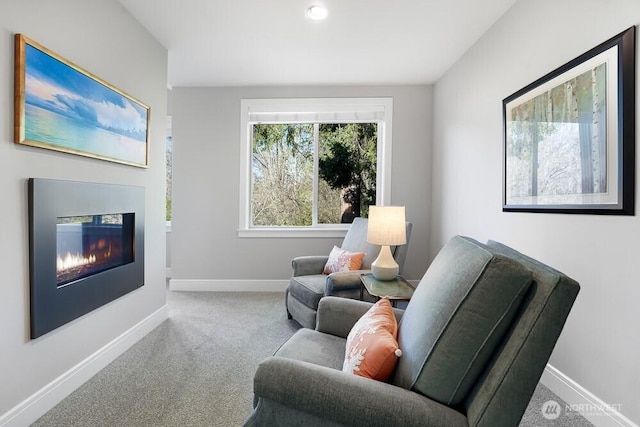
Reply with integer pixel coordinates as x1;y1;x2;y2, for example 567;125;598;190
169;279;289;292
541;364;638;427
0;305;169;427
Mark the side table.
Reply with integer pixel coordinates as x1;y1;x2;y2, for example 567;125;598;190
360;273;415;307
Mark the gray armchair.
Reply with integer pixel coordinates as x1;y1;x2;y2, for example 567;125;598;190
245;236;580;427
285;217;413;329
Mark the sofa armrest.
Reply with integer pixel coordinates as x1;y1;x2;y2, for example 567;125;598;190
291;256;329;276
251;357;467;427
316;296;404;338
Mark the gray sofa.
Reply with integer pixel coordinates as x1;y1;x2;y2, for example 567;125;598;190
285;217;413;329
245;236;580;426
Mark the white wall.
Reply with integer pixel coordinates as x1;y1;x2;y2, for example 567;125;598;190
171;86;432;285
0;0;167;420
432;0;640;423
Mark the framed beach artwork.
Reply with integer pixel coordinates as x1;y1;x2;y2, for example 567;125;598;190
14;34;150;168
502;26;635;215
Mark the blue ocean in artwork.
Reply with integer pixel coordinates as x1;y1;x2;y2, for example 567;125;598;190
23;42;148;165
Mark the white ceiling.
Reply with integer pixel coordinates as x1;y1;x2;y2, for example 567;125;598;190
118;0;517;87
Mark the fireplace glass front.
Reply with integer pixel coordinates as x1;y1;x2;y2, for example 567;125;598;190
56;213;135;287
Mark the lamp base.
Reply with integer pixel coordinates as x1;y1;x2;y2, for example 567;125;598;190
371;245;399;281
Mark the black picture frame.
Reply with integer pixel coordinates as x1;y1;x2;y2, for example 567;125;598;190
503;26;635;215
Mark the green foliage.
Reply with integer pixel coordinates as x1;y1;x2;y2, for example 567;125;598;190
317;180;342;224
319;123;377;222
251;124;314;226
250;122;378;226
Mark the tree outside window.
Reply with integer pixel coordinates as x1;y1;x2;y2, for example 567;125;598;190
251;123;377;227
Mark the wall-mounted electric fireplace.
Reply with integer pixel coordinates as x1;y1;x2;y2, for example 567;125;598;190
29;178;145;338
56;214;135;286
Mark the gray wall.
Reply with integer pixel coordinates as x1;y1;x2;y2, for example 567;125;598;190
171;86;432;283
432;0;640;422
0;0;167;416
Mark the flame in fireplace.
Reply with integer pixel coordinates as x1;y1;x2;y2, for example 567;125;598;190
57;252;97;273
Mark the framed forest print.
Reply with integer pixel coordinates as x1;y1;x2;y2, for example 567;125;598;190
14;34;150;168
503;26;635;215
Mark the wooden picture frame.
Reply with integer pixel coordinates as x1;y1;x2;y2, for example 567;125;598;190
503;26;635;215
14;34;150;168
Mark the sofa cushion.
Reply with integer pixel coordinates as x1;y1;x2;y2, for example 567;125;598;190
392;236;532;405
288;275;326;309
343;298;401;381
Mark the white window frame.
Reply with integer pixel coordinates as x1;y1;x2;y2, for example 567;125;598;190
238;97;393;238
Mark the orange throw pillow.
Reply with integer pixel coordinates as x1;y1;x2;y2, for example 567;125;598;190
342;298;402;381
323;246;365;274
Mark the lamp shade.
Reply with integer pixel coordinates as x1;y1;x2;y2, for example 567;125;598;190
367;206;406;246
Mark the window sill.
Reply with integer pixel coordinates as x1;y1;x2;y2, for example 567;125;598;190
238;227;349;238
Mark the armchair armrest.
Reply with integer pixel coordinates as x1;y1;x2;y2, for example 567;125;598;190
291;256;329;276
251;357;467;427
325;270;370;295
316;297;373;337
316;296;403;338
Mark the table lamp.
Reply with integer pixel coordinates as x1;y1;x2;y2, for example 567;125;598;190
367;206;406;281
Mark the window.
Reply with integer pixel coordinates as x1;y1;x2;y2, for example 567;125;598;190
239;98;392;237
166;116;172;224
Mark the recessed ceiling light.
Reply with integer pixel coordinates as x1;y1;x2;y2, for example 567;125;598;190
306;5;328;20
